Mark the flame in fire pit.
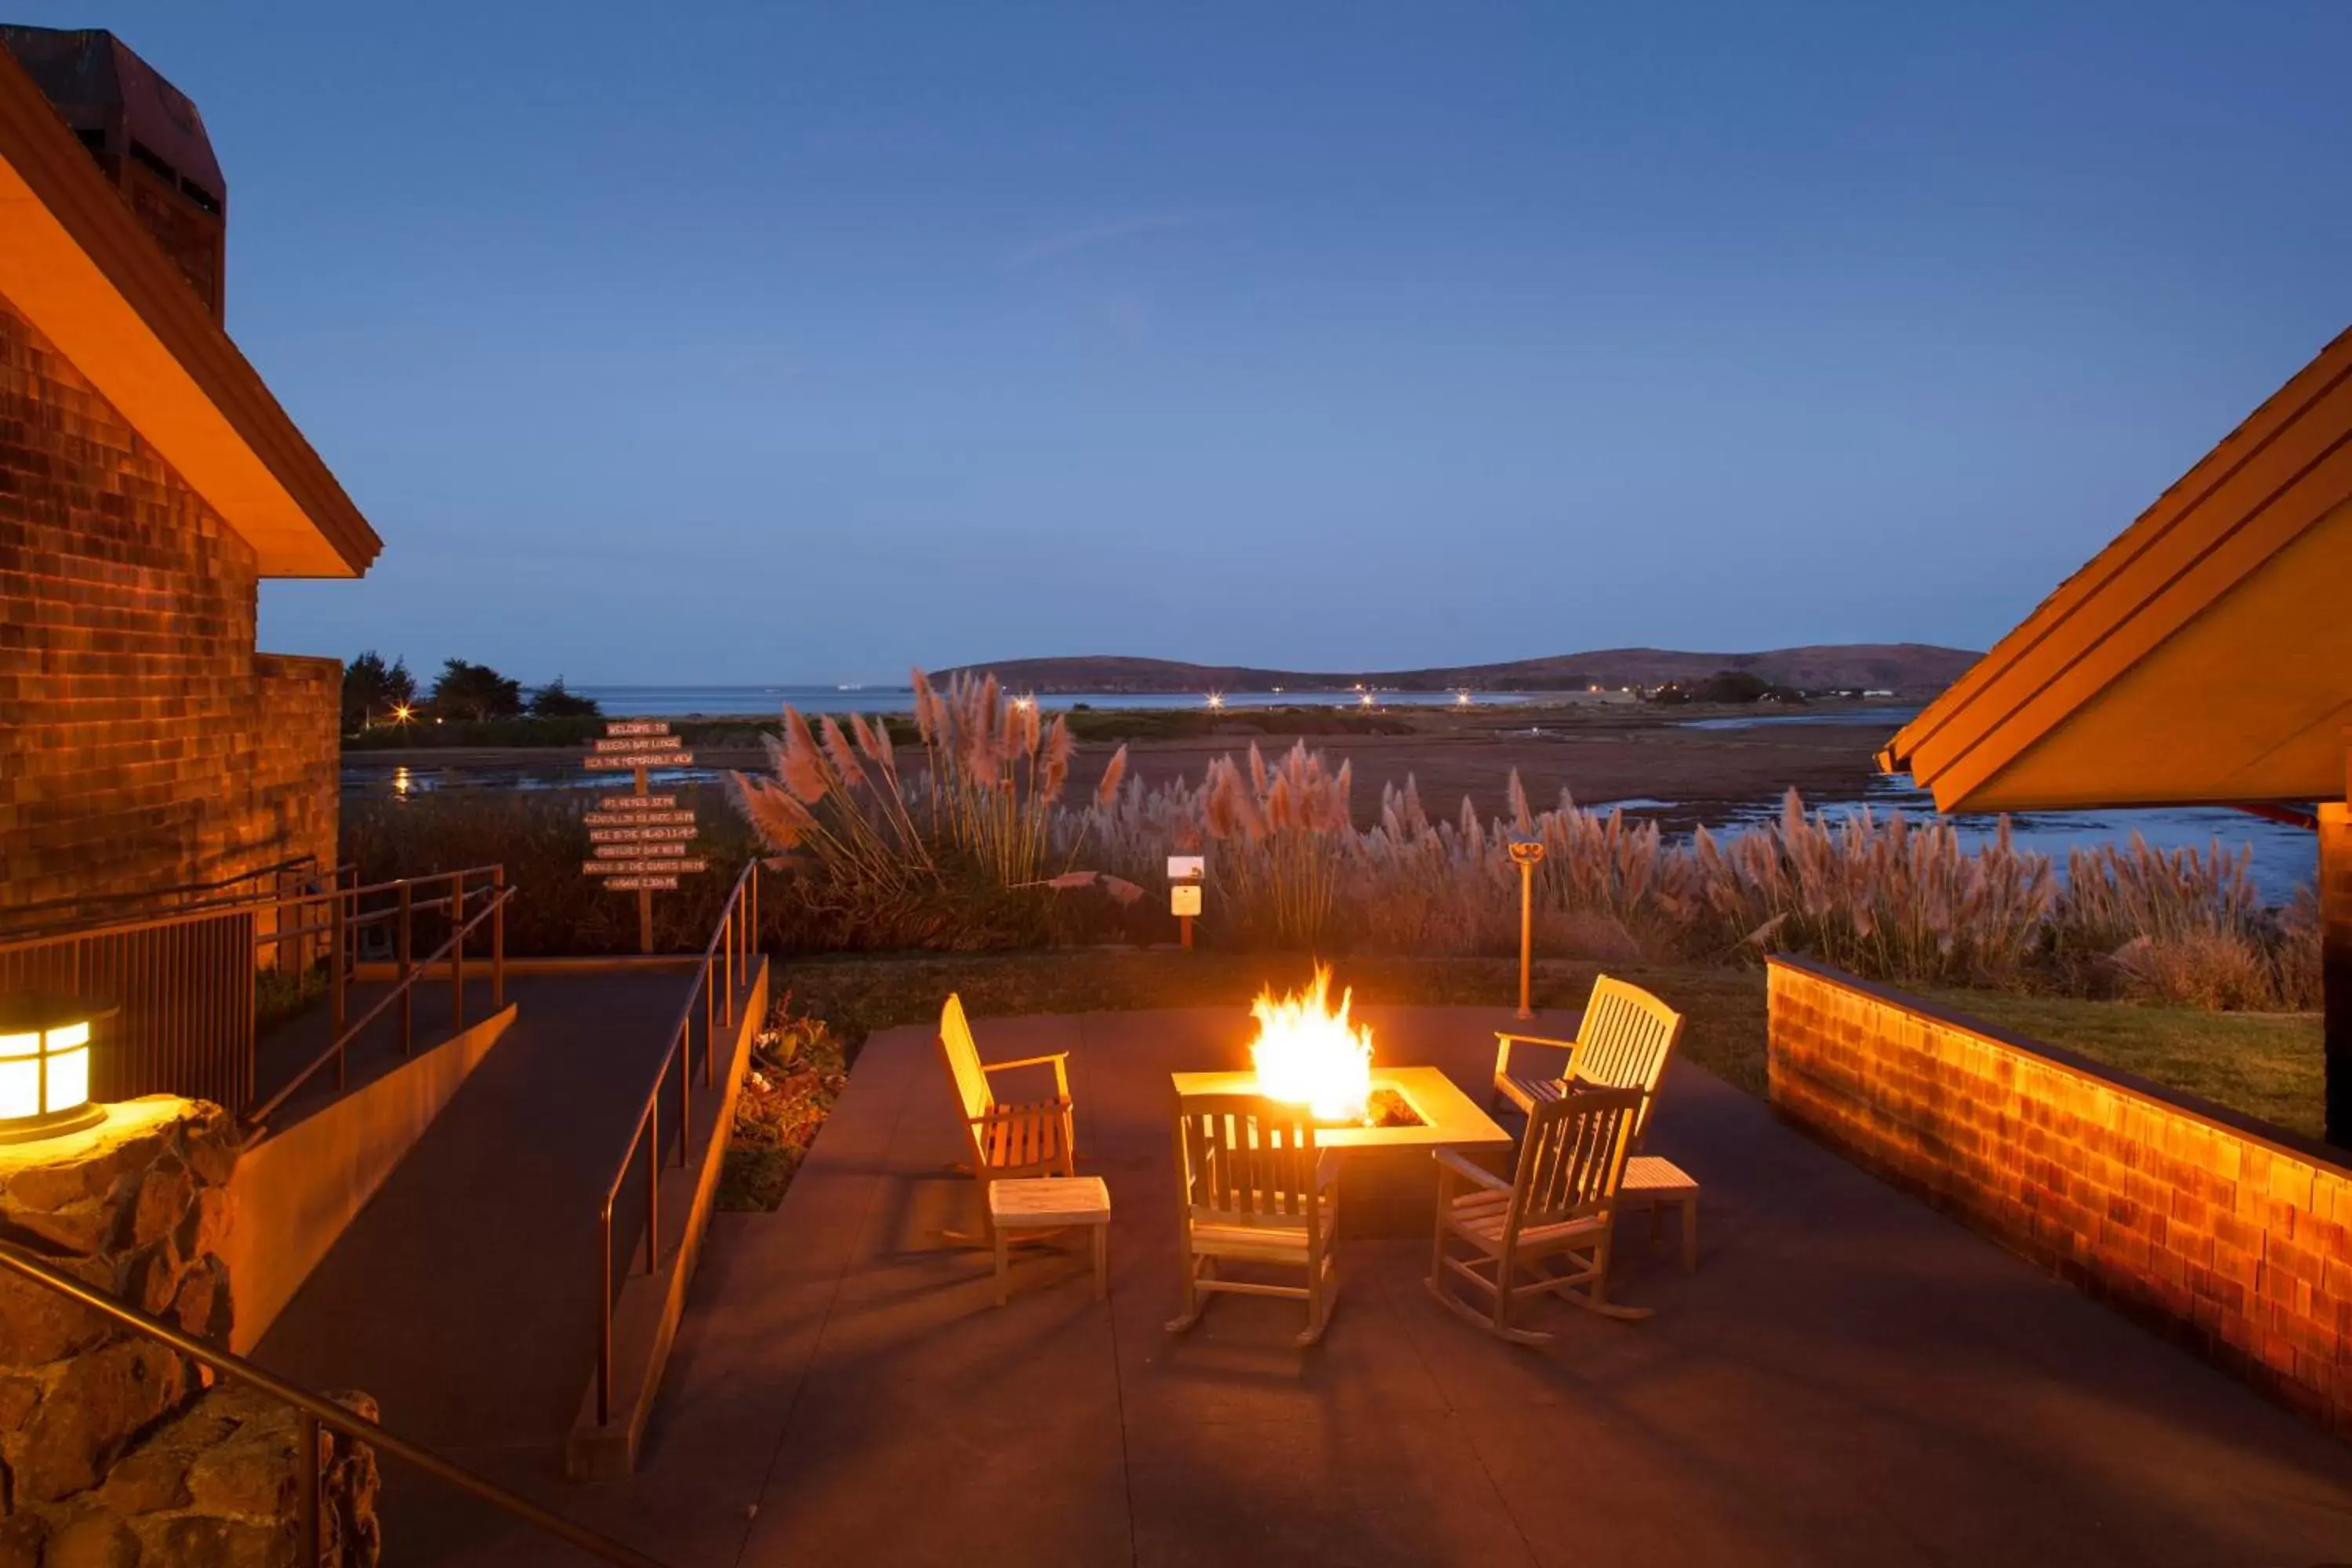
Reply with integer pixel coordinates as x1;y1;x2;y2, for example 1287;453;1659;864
1249;965;1373;1123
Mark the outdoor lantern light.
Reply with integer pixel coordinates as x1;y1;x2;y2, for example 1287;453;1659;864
0;993;113;1143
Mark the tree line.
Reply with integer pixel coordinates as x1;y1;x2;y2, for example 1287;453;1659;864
343;652;601;730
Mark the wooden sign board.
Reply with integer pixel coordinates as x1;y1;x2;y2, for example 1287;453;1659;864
586;750;694;769
582;720;706;952
1171;884;1203;917
588;825;697;844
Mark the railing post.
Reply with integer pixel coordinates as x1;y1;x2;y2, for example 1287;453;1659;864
646;1110;661;1275
492;866;506;1012
329;868;347;1039
597;1207;614;1425
451;869;466;1032
299;1409;321;1565
680;1022;693;1163
398;881;414;1057
274;866;292;979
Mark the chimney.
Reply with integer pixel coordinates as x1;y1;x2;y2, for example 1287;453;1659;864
0;25;227;321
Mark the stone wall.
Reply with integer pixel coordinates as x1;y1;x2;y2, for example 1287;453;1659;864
0;293;339;921
1767;955;2352;1437
0;1098;377;1565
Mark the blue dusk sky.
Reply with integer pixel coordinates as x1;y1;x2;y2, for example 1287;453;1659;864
18;2;2349;684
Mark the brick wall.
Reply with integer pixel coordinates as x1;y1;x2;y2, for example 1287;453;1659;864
1768;955;2352;1436
0;291;339;919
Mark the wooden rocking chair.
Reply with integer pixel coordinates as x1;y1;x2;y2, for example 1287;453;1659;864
1166;1094;1340;1347
1494;975;1700;1272
938;994;1075;1243
1427;1085;1649;1344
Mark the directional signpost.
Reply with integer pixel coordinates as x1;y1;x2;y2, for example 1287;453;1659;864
583;720;707;953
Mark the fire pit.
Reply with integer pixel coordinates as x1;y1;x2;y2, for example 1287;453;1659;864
1170;967;1511;1236
1244;967;1425;1129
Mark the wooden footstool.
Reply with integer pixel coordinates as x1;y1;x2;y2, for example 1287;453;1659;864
989;1175;1112;1305
1621;1156;1700;1272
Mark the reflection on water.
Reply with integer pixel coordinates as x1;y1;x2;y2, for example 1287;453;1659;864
568;684;1550;717
1679;704;1922;731
349;764;720;794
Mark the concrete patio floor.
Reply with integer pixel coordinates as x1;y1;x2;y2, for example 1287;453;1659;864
430;1001;2352;1566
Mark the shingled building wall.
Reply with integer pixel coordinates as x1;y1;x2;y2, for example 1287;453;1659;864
0;292;339;918
1768;954;2352;1437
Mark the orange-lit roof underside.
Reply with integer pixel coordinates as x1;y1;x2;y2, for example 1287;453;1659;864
1882;329;2352;813
0;48;377;578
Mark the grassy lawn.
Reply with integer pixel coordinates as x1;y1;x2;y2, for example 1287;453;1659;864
1918;988;2324;1140
774;947;2322;1139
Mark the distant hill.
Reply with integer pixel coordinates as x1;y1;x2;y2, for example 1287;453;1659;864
938;644;1980;697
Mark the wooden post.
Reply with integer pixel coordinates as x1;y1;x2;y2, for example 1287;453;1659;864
1180;913;1194;951
2322;736;2352;1146
1517;859;1534;1021
1508;838;1544;1021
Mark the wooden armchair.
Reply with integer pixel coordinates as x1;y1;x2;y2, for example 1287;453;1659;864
938;994;1076;1240
1494;975;1700;1272
1166;1094;1340;1347
1492;973;1682;1130
1427;1085;1648;1343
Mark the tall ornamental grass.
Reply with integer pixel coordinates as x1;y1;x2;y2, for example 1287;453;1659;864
709;690;2318;1009
728;670;1134;949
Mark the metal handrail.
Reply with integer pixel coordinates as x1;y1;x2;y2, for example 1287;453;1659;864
262;862;509;1065
245;879;514;1131
594;861;760;1425
0;1241;668;1568
0;852;337;938
0;865;511;1122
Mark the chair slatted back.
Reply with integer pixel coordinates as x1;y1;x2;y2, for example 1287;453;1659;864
1173;1094;1321;1230
1573;975;1684;1145
1512;1086;1644;1236
938;993;994;1125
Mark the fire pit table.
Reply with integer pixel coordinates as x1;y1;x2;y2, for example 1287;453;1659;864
1171;1066;1513;1238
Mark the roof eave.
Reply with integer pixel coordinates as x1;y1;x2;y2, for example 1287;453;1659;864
0;47;379;578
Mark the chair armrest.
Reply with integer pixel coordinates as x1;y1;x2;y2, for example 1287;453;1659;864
1493;1032;1578;1079
1433;1146;1512;1194
967;1095;1072;1128
982;1051;1071;1098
